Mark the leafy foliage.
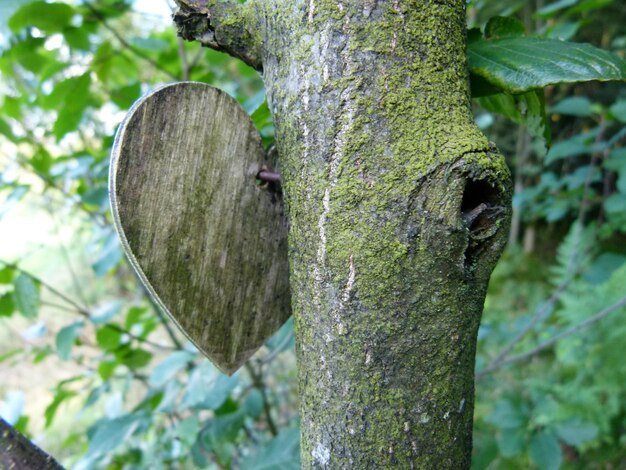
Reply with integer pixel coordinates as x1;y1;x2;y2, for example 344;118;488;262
470;1;626;469
0;0;625;469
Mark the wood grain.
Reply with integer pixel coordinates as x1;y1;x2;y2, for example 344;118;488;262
109;82;290;374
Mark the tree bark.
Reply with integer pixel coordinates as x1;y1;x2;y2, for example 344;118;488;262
0;418;65;470
175;1;511;468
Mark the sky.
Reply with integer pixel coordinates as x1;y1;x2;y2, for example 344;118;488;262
134;0;175;26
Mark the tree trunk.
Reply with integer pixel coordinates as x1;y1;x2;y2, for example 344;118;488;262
175;0;511;467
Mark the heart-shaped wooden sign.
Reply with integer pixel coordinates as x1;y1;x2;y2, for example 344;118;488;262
109;82;291;374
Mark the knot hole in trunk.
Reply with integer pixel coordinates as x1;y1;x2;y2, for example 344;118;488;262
461;178;508;275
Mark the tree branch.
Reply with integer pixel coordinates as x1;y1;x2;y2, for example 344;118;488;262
476;295;626;380
481;281;568;375
0;418;65;470
173;0;264;71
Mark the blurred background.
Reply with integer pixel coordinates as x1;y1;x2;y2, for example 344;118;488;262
0;0;624;468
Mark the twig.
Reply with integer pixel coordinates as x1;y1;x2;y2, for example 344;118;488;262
85;4;178;80
189;47;205;70
508;125;531;246
480;250;589;377
477;295;626;380
14;149;108;228
0;260;91;316
245;362;278;436
261;331;294;365
1;260;176;351
482;281;568;374
48;206;91;307
177;37;190;81
148;298;184;350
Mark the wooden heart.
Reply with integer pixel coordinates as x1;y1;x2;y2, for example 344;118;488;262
109;82;291;374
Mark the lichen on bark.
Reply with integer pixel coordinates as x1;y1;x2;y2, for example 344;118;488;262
175;1;512;468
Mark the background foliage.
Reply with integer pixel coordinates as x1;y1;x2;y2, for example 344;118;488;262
0;0;624;469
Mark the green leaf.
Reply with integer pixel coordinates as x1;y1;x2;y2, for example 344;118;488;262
618;172;626;195
155;380;183;413
605;147;626;171
96;325;123;351
610;99;626;123
83;384;107;409
9;2;76;34
251;99;275;143
545;129;599;164
215;397;239;416
536;0;580;17
604;194;626;214
497;427;526;457
183;364;238;410
198;411;245;464
529;430;563;470
110;82;142;109
56;321;84;361
468;37;626;94
149;351;194;388
485;399;528;429
0;293;15;317
583;253;626;285
569;0;614;15
0;267;14;284
251;99;271;129
244;389;264;419
545;200;569;222
87;413;145;457
472;435;498;470
554;418;598;447
202;411;245;447
45;389;77;428
5;37;49;74
477;89;550;145
80;185;108;209
63;26;91;51
124;306;149;329
13;273;39;319
97;360;118;380
484;16;526;39
92;232;122;276
545;21;581;41
0;348;22;363
31;149;53;175
51;74;92;140
0;118;16;142
177;416;200;446
191;440;210;468
116;347;152;369
240;427;301;470
551;96;594;117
